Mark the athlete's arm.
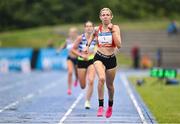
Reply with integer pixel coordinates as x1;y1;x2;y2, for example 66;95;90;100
71;35;82;57
84;27;98;53
56;42;67;53
112;25;121;49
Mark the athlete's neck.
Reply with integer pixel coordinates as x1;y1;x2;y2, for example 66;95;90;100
102;23;110;31
85;33;91;39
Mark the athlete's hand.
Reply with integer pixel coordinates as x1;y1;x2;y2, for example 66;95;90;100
108;23;113;31
94;27;98;33
80;53;88;61
83;46;89;54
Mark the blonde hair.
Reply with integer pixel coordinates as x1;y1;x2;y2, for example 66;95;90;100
99;8;113;17
84;21;94;27
68;27;78;39
69;27;78;33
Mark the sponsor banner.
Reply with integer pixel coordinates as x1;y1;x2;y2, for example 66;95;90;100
36;48;68;70
0;48;33;72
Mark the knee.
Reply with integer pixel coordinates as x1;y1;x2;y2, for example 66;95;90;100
80;84;86;89
80;81;86;89
68;70;73;76
88;80;94;87
107;83;114;90
88;78;94;86
99;76;105;84
98;78;105;87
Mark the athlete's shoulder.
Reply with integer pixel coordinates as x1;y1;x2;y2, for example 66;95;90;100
112;25;120;32
76;34;83;41
113;24;120;29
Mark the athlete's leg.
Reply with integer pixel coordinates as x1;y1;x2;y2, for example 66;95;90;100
77;68;87;89
94;61;105;116
86;64;95;101
105;68;116;101
105;67;116;118
73;63;78;86
67;60;74;95
94;61;105;100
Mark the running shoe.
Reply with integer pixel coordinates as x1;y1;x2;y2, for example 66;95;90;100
67;89;72;95
74;80;78;87
97;106;104;117
84;100;91;109
105;106;112;118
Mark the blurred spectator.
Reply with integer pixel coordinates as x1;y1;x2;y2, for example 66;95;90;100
140;54;153;69
167;20;178;35
156;48;162;67
131;46;140;69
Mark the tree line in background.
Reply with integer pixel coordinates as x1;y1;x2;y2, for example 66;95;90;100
0;0;180;31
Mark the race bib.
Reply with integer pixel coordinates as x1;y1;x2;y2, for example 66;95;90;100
98;32;112;46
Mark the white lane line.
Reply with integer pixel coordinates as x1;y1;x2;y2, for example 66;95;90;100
58;92;84;124
0;79;61;113
121;74;148;124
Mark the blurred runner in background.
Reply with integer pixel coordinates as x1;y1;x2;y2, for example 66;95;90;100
71;21;96;109
57;27;79;95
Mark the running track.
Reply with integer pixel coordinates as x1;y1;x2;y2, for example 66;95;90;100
0;70;156;124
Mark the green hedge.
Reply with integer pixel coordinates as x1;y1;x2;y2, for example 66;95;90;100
0;0;180;31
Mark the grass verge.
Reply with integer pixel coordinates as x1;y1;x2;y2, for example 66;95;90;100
129;74;180;123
